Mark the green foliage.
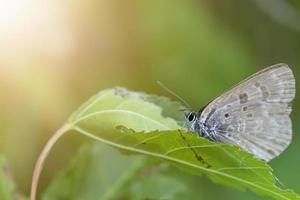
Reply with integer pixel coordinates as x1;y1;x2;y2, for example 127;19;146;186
127;166;187;200
43;143;187;200
42;143;145;200
52;87;299;200
0;156;23;200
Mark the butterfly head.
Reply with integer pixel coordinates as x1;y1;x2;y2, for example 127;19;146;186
184;111;201;133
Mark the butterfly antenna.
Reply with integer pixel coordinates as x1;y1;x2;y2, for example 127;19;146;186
157;81;191;110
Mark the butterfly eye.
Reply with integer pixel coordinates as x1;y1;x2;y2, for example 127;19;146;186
187;112;196;122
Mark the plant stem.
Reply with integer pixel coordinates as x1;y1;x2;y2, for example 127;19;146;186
30;123;71;200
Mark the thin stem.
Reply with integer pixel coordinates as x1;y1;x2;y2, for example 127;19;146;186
30;124;71;200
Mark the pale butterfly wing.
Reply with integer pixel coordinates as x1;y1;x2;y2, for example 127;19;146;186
199;63;295;161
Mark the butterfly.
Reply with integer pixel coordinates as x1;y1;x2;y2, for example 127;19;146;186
184;63;295;161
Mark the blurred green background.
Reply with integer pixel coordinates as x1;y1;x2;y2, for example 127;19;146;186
0;0;299;199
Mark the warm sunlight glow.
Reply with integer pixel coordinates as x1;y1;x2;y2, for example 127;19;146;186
0;0;39;37
0;0;74;70
0;0;21;28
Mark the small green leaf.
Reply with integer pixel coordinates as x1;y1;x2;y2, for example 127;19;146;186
42;143;146;200
0;156;16;200
66;87;300;200
129;170;187;200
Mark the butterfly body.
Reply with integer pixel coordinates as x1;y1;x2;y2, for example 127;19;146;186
185;63;295;161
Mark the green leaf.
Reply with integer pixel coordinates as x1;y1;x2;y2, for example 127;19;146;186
65;87;299;200
42;143;146;200
43;142;188;200
68;87;182;131
128;168;187;200
0;155;26;200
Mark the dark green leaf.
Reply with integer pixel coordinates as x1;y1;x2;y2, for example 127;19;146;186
42;143;145;200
